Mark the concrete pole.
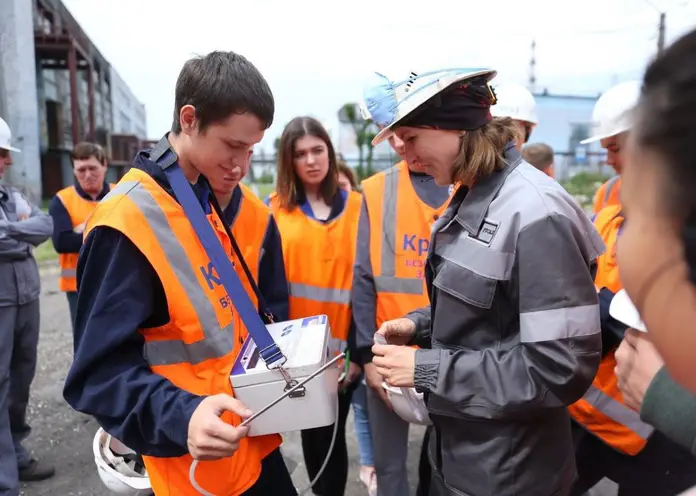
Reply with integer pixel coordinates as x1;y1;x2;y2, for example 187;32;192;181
0;0;42;202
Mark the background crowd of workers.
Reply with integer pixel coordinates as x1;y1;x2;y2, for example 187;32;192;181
1;24;696;496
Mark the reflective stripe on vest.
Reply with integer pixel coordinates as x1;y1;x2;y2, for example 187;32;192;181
269;191;361;342
374;166;424;295
289;282;351;304
55;184;114;292
362;161;451;327
594;175;622;214
87;169;279;495
582;385;654;440
568;203;653;455
603;175;620;205
61;268;77;279
102;181;235;366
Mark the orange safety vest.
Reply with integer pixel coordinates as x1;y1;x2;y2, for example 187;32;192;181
55;184;114;292
85;169;280;496
268;190;361;351
361;161;450;326
592;175;622;214
228;183;271;343
568;204;654;455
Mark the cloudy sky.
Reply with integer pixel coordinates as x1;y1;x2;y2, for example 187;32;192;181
62;0;696;153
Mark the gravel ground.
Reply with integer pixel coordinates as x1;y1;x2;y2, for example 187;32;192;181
18;264;426;496
18;264;615;496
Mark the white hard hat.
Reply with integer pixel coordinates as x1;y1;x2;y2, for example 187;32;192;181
609;289;647;332
581;80;642;144
490;83;538;125
92;428;152;495
0;118;21;153
362;67;498;146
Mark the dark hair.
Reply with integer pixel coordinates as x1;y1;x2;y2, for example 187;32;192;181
337;161;358;189
71;142;107;166
522;143;555;171
276;117;338;210
634;28;696;218
171;51;274;134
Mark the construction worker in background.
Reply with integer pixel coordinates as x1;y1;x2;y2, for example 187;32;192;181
522;142;555;178
268;116;362;496
63;51;296;496
568;79;696;495
490;82;538;150
352;98;452;496
206;155;290;331
48;142;113;327
0;117;55;495
337;161;358;192
582;81;641;215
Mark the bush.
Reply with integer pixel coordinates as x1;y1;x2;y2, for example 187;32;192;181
560;171;612;212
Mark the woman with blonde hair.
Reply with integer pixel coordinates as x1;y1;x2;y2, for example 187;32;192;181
366;68;604;495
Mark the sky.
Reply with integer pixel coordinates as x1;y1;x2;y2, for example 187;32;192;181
62;0;696;153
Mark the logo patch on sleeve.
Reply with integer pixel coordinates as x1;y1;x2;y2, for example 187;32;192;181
472;219;499;246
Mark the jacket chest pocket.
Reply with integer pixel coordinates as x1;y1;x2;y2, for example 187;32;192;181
431;233;513;310
433;260;497;309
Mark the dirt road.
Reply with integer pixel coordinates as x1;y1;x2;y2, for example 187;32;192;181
18;265;426;496
19;264;616;496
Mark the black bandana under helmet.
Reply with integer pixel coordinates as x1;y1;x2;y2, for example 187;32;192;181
398;77;497;131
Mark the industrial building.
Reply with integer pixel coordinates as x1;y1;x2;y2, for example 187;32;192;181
0;0;148;201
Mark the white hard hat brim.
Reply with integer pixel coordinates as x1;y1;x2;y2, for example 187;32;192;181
371;69;497;146
0;144;20;153
609;289;647;332
580;133;609;145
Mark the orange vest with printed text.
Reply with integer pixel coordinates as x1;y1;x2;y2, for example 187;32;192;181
592;176;622;214
227;183;272;344
55;184;114;292
268;190;361;351
361;161;451;327
567;204;654;455
85;169;280;496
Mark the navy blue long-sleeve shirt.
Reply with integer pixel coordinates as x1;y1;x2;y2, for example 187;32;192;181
48;182;110;254
63;150;289;457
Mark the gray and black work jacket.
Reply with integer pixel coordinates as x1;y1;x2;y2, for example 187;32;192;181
0;185;53;307
409;145;605;496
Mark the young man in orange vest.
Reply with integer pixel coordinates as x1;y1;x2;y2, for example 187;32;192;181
48;142;112;327
63;51;296;495
582;81;641;215
353;102;453;496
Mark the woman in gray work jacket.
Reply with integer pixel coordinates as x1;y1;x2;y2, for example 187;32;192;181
366;67;605;496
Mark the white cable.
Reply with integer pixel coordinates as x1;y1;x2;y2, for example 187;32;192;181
298;390;341;496
189;392;342;496
189;459;214;496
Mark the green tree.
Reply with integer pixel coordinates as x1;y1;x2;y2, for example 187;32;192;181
338;103;377;181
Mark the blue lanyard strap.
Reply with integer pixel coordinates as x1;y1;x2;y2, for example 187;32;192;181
151;141;284;368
